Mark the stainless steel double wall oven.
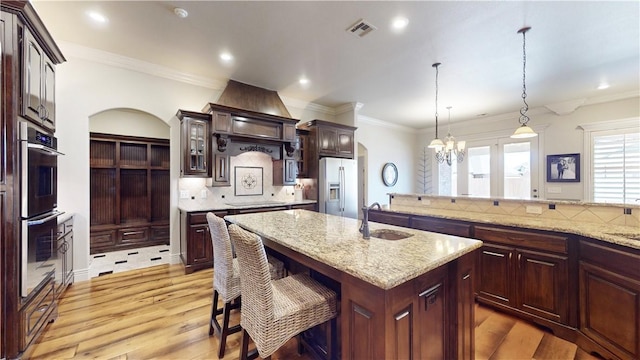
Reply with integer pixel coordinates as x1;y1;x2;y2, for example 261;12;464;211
19;121;64;297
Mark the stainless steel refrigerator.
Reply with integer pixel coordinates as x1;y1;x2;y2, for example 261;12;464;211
319;157;357;219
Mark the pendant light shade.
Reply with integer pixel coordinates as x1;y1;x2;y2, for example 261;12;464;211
511;26;538;139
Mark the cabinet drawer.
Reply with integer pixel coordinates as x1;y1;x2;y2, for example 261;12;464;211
90;230;116;249
119;227;149;244
580;239;640;279
411;216;471;237
232;206;288;215
151;225;170;241
474;226;568;254
21;278;55;350
189;211;227;225
368;210;410;228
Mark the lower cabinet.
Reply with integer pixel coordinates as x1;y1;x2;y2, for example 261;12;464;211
367;210;410;227
341;251;476;359
20;277;56;352
578;239;640;360
475;226;570;326
90;222;169;255
180;211;224;274
55;216;74;298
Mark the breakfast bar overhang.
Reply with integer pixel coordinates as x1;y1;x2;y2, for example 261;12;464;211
225;209;482;359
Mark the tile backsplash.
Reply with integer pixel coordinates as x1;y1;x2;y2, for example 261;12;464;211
179;152;308;208
390;194;640;228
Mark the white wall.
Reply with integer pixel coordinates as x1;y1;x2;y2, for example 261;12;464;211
90;108;169;139
356;116;417;207
55;45;336;281
417;95;640;201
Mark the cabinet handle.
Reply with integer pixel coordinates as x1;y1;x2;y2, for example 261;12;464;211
419;284;441;311
462;274;470;280
395;310;410;321
123;231;144;236
509;252;512;260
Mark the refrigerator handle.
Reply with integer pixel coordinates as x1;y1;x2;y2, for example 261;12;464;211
339;166;345;213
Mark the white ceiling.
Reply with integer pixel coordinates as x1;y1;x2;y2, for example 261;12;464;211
32;1;639;129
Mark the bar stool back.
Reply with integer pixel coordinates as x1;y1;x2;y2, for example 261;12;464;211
228;224;338;360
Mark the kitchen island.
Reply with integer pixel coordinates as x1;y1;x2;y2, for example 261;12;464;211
225;209;482;360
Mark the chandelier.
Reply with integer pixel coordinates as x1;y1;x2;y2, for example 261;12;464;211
511;26;538;138
442;106;465;164
427;63;465;165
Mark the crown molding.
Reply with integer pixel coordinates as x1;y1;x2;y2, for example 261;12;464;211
358;114;415;133
59;41;227;90
583;90;640;106
279;95;335;116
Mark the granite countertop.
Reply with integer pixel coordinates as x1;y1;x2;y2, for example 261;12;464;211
225;209;483;290
383;204;640;250
178;199;317;212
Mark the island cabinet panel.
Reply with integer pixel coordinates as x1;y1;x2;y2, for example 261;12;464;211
340;256;474;360
578;240;640;360
475;226;571;327
411;215;472;237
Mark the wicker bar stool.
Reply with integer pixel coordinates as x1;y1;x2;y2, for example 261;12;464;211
206;213;284;358
228;224;338;360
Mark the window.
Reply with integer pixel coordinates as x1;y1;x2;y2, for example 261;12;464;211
592;130;640;204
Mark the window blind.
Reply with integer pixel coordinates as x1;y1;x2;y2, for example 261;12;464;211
593;131;640;204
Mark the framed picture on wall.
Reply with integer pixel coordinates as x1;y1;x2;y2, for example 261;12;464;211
547;153;580;182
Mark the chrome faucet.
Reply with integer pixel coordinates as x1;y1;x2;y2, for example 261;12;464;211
360;202;381;239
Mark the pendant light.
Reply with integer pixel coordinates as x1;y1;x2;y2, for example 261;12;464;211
511;26;538;139
428;63;445;157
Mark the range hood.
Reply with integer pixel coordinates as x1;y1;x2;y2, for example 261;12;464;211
201;80;299;158
214;79;292;119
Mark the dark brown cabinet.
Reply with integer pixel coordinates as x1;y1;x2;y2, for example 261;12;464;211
22;26;56;132
578;240;640;360
295;130;309;178
2;3;65;358
475;226;570;325
178;110;211;178
180;211;225;274
55;216;73;298
273;158;297;185
212;152;230;186
411;215;472;237
298;120;357;179
368;210;410;227
89;133;170;254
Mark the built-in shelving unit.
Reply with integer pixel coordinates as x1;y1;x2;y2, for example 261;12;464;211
89;133;170;254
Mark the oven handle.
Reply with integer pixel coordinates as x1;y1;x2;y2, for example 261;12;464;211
27;143;65;156
27;211;65;226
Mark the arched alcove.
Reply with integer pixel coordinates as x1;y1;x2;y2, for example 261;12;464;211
87;108;171;272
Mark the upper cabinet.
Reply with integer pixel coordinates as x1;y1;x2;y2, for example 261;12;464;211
22;26;56;132
177;110;211;178
297;120;357;179
299;119;356;159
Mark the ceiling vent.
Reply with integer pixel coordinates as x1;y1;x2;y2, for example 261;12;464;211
347;19;377;38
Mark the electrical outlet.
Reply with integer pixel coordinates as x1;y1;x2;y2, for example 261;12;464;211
525;205;542;214
200;189;208;199
180;190;190;199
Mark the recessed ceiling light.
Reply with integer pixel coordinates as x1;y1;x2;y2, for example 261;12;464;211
87;11;108;24
597;82;610;90
392;17;409;30
220;52;233;62
299;77;309;85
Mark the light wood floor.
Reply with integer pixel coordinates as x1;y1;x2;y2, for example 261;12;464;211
25;264;601;360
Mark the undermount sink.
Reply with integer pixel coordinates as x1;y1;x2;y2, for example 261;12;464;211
225;201;286;207
369;229;414;241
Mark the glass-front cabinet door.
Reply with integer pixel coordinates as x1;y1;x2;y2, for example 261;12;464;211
178;111;211;177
